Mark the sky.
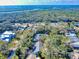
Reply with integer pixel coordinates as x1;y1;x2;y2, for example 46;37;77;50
0;0;79;5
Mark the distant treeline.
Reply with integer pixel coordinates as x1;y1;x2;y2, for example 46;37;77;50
0;9;79;32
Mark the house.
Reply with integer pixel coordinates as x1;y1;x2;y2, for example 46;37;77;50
71;42;79;49
70;36;79;43
65;32;76;37
57;29;66;35
71;51;79;59
74;22;79;27
63;19;72;22
74;22;79;31
0;31;15;42
27;54;36;59
65;29;79;42
51;20;59;23
67;29;76;33
65;29;76;37
17;27;25;31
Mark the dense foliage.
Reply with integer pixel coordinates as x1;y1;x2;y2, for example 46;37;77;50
0;9;78;59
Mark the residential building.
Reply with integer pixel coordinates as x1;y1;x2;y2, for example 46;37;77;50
0;31;15;42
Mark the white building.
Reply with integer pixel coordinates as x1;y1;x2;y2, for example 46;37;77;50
65;32;76;37
0;31;15;42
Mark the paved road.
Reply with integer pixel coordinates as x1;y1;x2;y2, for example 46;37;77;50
25;33;42;58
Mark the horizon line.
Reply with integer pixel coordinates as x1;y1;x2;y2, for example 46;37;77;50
0;4;79;6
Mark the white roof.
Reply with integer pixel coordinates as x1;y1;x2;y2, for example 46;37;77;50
1;35;9;38
72;42;79;45
3;31;15;35
36;57;40;59
5;39;9;42
65;33;76;37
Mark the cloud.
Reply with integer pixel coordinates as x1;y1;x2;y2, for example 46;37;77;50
0;0;79;5
20;0;79;5
0;0;17;5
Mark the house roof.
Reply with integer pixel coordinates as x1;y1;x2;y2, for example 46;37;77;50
74;22;79;26
72;42;79;45
70;36;79;42
36;57;41;59
71;42;79;49
0;31;15;42
3;31;15;35
63;19;72;22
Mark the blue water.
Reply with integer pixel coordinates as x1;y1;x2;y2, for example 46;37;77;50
0;5;79;12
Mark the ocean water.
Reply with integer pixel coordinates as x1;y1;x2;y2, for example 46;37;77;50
0;5;79;12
